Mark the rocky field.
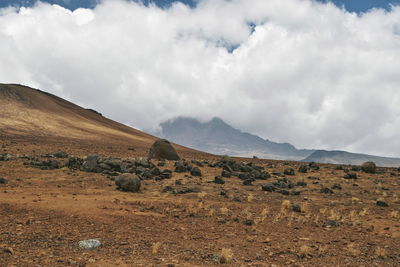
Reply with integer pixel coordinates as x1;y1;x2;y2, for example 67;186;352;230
0;137;399;267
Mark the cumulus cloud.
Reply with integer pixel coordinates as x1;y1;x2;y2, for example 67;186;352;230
0;0;400;157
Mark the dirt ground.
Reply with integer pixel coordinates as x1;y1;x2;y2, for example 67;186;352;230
1;137;399;267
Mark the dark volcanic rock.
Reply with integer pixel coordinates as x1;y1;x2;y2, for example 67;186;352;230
190;167;202;177
50;150;68;158
292;204;301;213
29;159;62;170
82;155;99;172
174;161;192;173
221;170;231;178
344;173;357;179
0;154;12;161
174;186;201;194
0;177;8;184
326;220;339;227
115;173;141;192
298;165;308;173
320;187;334;194
308;162;320;170
331;183;342;190
147;139;180;160
242;179;254;186
67;157;83;169
296;181;307;187
361;161;377;174
214;176;225;184
376;200;389;207
261;184;275;192
284;168;295;176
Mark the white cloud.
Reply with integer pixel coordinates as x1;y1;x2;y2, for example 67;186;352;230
1;0;400;157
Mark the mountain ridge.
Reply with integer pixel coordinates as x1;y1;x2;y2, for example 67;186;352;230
157;116;314;160
156;116;400;167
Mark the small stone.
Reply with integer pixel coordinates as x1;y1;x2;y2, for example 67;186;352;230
78;239;101;249
298;165;308;173
326;220;339;227
320;187;334;194
214;176;225;184
284;168;295;175
190;167;202;177
242;179;253;186
344;173;357;179
292;204;301;213
0;178;8;184
331;183;342;190
243;219;253;226
376;200;389;207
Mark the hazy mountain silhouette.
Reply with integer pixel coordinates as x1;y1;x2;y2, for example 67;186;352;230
156;117;314;160
303;150;400;167
156;117;400;166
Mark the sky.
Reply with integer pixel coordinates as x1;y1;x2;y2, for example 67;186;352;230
0;0;400;157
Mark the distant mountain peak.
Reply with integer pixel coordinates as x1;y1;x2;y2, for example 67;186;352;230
157;117;314;160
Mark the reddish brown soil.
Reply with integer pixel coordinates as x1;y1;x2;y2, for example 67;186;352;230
1;137;399;267
0;84;399;266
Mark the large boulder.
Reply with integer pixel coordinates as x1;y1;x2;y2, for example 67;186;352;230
115;173;141;192
361;161;377;173
148;139;180;160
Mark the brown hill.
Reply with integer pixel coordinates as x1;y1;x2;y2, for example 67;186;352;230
0;83;201;157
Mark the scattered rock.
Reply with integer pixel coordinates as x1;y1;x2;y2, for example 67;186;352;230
292;204;301;213
376;200;389;207
243;179;253;186
174;161;192;173
190;167;202;177
284;168;295;176
1;246;13;254
214;176;225;184
361;161;377;174
326;220;339;227
82;155;99;172
49;150;68;158
29;159;63;170
320;187;334;194
0;154;12;161
308;162;320;170
67;157;83;169
148;139;180;160
115;173;141;192
221;170;231;178
296;181;307;187
278;189;290;195
298;165;308;173
0;178;8;184
243;219;253;226
78;239;101;250
331;183;342;190
344;173;357;179
261;184;275;192
174;186;201;194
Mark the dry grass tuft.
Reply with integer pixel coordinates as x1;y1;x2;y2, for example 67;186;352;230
375;247;386;259
220;207;230;216
281;200;291;210
299;245;312;258
151;242;162;255
219;248;233;264
347;243;360;257
247;193;255;202
390;210;398;219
